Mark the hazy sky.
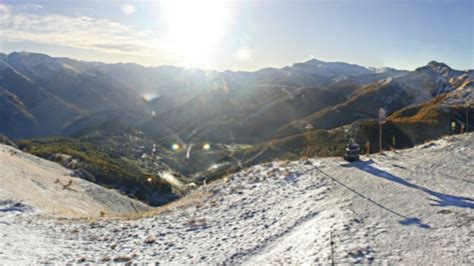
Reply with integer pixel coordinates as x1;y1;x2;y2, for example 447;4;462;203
0;0;472;71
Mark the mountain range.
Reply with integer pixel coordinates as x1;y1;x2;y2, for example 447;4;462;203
0;51;466;140
0;52;401;138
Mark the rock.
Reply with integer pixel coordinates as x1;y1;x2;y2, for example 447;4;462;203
0;134;17;148
66;159;79;168
72;169;96;182
113;255;131;262
48;153;73;163
144;235;156;244
100;256;111;262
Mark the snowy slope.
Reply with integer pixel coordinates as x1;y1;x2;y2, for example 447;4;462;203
0;144;150;218
443;76;474;106
0;134;473;264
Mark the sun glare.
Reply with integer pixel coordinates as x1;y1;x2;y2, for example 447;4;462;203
160;0;232;68
121;4;136;16
142;93;160;102
235;47;252;61
171;143;180;151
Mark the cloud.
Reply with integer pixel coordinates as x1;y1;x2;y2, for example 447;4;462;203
0;3;169;58
0;3;9;14
18;4;44;10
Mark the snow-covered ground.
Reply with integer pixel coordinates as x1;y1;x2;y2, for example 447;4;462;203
1;134;473;264
0;144;150;218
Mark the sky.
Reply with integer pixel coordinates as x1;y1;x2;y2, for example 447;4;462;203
0;0;472;71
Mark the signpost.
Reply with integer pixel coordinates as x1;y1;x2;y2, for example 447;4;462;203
467;105;470;133
378;108;386;153
305;123;314;158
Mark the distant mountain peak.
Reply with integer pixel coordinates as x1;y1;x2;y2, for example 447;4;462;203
368;67;401;74
427;60;450;69
290;58;373;76
414;60;460;78
8;51;56;66
305;58;324;64
10;51;48;58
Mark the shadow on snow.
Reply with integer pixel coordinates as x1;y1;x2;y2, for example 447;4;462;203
317;164;431;229
352;160;474;209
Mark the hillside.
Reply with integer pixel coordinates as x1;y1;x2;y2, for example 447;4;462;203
16;135;180;206
0;143;150;217
275;61;472;138
0;52;151;138
1;133;472;264
386;76;473;144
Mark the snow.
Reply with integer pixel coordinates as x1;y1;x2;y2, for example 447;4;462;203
0;144;150;218
379;76;393;87
60;62;80;74
443;78;474;106
0;134;473;264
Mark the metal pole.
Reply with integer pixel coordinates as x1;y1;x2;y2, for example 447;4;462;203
306;131;310;158
379;122;383;153
467;106;469;133
378;108;386;153
305;124;313;158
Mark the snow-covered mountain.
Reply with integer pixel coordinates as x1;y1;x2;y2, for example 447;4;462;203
275;61;473;138
0;51;404;140
1;133;472;264
290;58;374;76
0;52;399;139
3;51;470;144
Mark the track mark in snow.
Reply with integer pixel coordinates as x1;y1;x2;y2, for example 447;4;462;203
229;209;321;264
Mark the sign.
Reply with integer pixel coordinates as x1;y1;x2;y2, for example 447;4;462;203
378;108;386;122
378;107;386;153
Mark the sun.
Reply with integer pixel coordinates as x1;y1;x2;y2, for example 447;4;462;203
160;0;232;68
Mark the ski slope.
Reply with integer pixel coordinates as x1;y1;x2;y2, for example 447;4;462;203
0;134;473;264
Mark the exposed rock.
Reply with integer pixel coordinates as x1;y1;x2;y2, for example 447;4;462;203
0;134;17;148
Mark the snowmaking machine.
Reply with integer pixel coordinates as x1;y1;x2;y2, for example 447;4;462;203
343;138;360;162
